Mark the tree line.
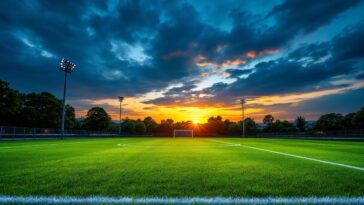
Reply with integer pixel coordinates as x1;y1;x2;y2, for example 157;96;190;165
1;79;363;135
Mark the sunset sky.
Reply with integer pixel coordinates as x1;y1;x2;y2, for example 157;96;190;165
1;0;364;123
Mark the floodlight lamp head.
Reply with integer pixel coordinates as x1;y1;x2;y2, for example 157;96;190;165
240;98;246;105
118;96;124;102
60;58;76;73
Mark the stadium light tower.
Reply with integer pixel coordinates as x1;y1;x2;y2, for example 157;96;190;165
59;58;76;140
240;98;246;137
118;96;124;135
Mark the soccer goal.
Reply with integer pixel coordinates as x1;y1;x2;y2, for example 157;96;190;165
173;129;194;138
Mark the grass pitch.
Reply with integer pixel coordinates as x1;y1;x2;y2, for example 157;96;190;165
0;137;363;198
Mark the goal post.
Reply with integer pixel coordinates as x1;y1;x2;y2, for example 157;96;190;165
173;129;194;138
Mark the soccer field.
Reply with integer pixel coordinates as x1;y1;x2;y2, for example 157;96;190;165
0;137;363;203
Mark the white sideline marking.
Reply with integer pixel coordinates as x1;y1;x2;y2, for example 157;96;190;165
243;145;364;171
209;139;364;171
0;196;363;204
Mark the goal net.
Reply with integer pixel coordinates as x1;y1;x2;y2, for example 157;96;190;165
173;129;194;138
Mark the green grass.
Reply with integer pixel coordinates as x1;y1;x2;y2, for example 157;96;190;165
0;137;363;197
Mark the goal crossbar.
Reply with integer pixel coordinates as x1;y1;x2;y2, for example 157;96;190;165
173;129;194;138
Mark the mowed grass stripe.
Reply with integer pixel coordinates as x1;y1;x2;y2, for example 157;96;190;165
0;138;129;149
1;138;364;197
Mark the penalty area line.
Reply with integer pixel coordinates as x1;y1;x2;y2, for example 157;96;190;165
207;139;241;147
242;145;364;171
0;196;363;204
208;139;364;171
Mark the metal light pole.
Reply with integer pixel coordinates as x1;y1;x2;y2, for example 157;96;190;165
118;96;124;135
241;98;245;137
59;58;76;139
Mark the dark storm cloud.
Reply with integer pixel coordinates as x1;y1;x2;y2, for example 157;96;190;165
331;22;364;61
267;0;360;34
0;0;195;99
283;87;364;118
219;0;360;60
225;68;253;79
357;73;364;80
148;20;364;107
222;22;364;97
0;0;362;103
164;84;198;96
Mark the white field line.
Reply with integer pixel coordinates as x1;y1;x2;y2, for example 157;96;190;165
208;139;364;171
0;196;363;204
208;139;242;146
117;143;241;148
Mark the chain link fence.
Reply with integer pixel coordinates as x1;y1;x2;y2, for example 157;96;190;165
0;126;118;138
1;125;363;140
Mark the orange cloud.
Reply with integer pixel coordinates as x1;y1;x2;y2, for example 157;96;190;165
194;55;206;61
262;49;279;55
200;72;209;77
246;49;279;59
196;62;215;67
162;50;186;60
222;59;246;67
195;58;246;68
246;51;256;58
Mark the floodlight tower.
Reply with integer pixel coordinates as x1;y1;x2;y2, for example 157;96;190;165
118;96;124;135
240;98;246;137
59;58;76;139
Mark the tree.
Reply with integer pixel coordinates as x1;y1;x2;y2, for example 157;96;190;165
82;107;111;131
263;115;274;125
295;116;306;132
143;116;157;133
343;113;355;129
263;118;296;132
105;122;119;132
157;119;174;133
277;120;297;132
207;116;226;134
245;118;258;133
228;123;241;134
314;113;344;131
262;115;275;132
353;107;364;129
20;92;63;128
0;80;77;129
0;80;22;126
122;119;136;133
135;121;146;133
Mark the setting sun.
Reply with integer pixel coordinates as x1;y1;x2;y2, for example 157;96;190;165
193;119;199;124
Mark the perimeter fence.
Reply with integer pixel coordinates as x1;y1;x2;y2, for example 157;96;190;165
1;125;363;140
0;126;118;138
